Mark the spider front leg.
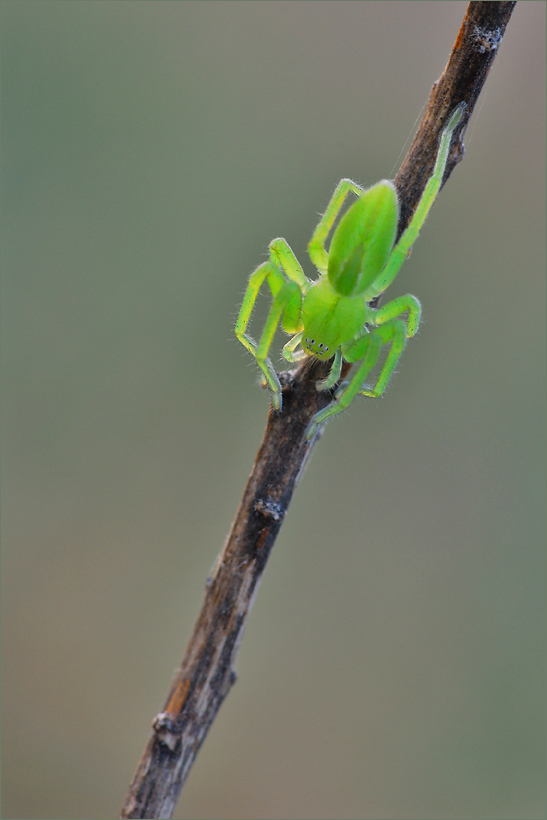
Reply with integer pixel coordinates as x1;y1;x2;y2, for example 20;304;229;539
305;319;407;439
305;329;383;438
282;332;306;363
235;238;306;410
315;348;343;390
365;293;421;341
351;293;421;398
305;294;420;438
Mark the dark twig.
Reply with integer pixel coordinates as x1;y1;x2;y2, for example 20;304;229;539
394;1;516;234
120;3;515;817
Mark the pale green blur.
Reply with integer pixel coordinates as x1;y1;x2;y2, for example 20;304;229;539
2;3;545;819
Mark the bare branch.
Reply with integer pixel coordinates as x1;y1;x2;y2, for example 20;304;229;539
120;3;516;817
394;1;516;234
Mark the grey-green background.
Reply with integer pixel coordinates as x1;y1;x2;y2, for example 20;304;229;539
2;2;545;819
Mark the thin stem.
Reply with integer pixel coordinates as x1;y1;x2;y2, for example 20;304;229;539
120;3;516;817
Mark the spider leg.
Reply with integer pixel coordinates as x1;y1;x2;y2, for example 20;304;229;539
282;332;306;362
315;348;343;391
235;238;306;410
365;294;421;338
372;104;465;296
308;179;364;274
305;312;411;438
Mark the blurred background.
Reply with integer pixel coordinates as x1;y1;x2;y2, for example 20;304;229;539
2;2;545;818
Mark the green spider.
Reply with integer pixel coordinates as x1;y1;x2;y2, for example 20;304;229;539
236;103;465;439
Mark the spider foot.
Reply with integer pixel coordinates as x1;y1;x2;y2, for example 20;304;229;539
259;375;282;410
